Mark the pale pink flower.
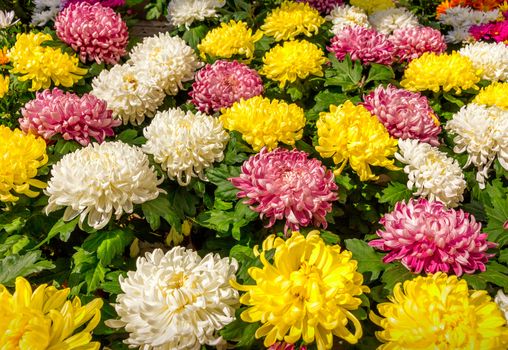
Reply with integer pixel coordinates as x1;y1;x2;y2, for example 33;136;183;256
296;0;344;14
390;26;447;62
61;0;125;9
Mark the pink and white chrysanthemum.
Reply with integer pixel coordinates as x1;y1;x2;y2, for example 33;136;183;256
296;0;344;14
390;26;447;62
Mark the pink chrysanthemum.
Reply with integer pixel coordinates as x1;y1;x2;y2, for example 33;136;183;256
19;88;121;146
230;148;338;232
295;0;344;14
390;26;447;62
61;0;125;9
370;198;496;276
189;60;264;114
363;85;441;146
269;343;308;350
470;20;508;43
327;25;394;65
55;2;129;64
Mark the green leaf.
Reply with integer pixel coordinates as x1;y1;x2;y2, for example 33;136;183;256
141;194;181;230
381;263;417;292
320;230;341;245
34;216;78;249
325;54;363;90
499;249;508;265
377;182;413;206
365;64;395;84
116;129;146;145
182;24;208;50
443;92;465;107
309;90;348;116
0;235;30;257
54;138;80;155
85;262;108;294
220;313;259;347
463;262;508;290
195;210;237;235
483;181;508;246
345;239;386;280
0;251;55;286
287;86;303;101
96;229;134;266
206;164;241;201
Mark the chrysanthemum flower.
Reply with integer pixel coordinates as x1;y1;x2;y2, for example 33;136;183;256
189;60;263;113
473;81;508;109
142;108;229;186
349;0;394;14
0;126;47;203
219;96;305;151
106;247;239;350
231;231;370;349
269;343;307;350
470;19;508;43
61;0;125;8
0;277;103;350
296;0;343;14
325;4;370;35
44;141;163;230
446;103;508;187
495;290;508;322
8;32;87;91
362;85;441;145
396;139;466;207
167;0;225;27
368;7;419;35
327;25;394;65
20;88;121;146
91;64;165;125
128;33;201;95
459;42;508;82
316;100;398;181
390;26;447;62
230;148;338;231
0;10;17;28
259;39;326;88
197;20;262;61
31;0;61;26
400;52;480;93
55;2;128;64
261;1;325;41
0;74;8;98
371;273;508;349
370;198;495;275
438;7;500;43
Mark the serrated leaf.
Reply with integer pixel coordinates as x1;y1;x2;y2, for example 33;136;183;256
182;24;208;50
206;165;241;201
195;210;236;235
320;230;341;245
287;86;303;101
34;216;79;249
0;251;55;286
96;229;134;266
117;129;146;145
443;92;465;107
483;181;508;245
325;54;363;90
54;138;80;155
377;182;413;206
381;263;417;292
365;64;395;84
85;262;108;294
463;262;508;290
141;194;181;230
345;239;386;280
0;235;30;257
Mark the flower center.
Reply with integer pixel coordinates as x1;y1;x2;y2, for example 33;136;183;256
122;74;138;90
0;310;51;350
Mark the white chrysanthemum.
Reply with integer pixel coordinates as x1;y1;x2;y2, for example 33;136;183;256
396;139;466;207
91;64;165;125
167;0;225;27
368;7;418;35
495;290;508;322
459;42;508;82
44;141;164;230
31;0;61;26
0;10;18;28
325;5;370;35
106;247;239;350
446;103;508;188
143;108;229;186
128;33;202;95
439;7;499;43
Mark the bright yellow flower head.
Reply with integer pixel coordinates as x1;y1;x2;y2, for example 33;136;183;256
350;0;395;14
0;277;103;350
371;273;508;350
473;81;508;109
260;39;326;88
219;95;305;151
401;52;481;94
197;20;263;61
315;101;398;181
231;231;370;350
0;126;48;202
0;74;8;98
8;32;87;91
261;1;325;41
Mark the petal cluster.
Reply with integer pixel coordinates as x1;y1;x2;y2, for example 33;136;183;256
368;7;419;35
349;0;394;14
473;81;508;109
167;0;226;27
495;290;508;322
0;74;8;98
296;0;343;14
390;26;447;62
325;5;370;35
459;42;508;82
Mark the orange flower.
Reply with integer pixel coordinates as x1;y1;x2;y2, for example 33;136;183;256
0;47;9;65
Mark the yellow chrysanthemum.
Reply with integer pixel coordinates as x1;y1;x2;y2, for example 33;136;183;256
401;52;481;94
231;231;370;350
0;74;8;98
197;20;263;61
315;100;398;181
350;0;395;14
260;39;326;88
0;126;48;202
8;32;87;91
219;95;305;151
0;277;103;350
371;273;508;349
260;1;325;41
473;81;508;109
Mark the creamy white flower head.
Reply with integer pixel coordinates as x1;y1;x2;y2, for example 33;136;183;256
31;0;61;26
368;7;418;35
106;247;239;350
495;290;508;322
91;64;165;125
0;10;18;28
396;139;466;207
459;42;508;82
44;141;164;230
439;7;499;43
143;107;229;186
167;0;225;28
128;33;202;95
325;4;370;35
444;28;474;44
446;103;508;188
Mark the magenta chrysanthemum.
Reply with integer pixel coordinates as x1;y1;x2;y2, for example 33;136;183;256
295;0;344;14
327;25;394;65
470;20;508;43
390;26;447;62
189;60;264;114
61;0;125;9
55;2;129;64
230;148;338;232
19;88;121;146
370;198;496;276
363;85;441;145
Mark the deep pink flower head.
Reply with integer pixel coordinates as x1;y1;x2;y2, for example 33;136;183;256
230;148;338;232
55;2;129;64
19;88;121;146
363;84;441;146
295;0;343;14
61;0;125;9
470;20;508;43
268;343;307;350
390;26;447;62
369;198;496;276
327;25;394;65
189;60;264;114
